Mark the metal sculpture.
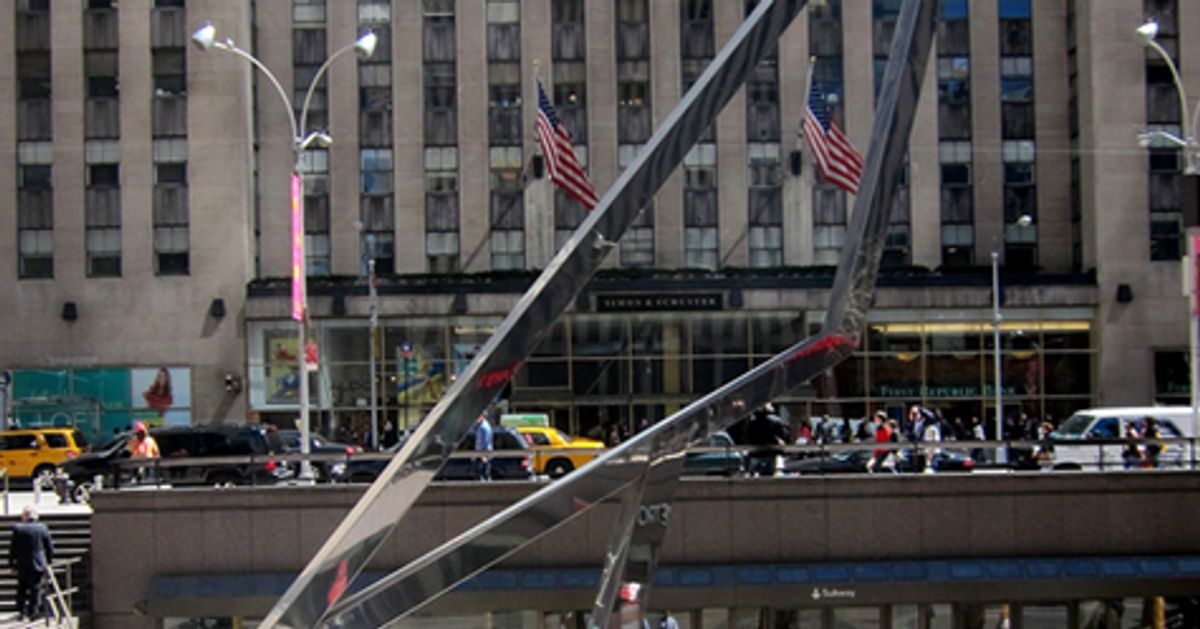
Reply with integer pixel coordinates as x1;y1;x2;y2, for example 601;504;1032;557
261;2;808;627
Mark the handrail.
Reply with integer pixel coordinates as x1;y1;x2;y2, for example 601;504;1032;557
73;435;1200;492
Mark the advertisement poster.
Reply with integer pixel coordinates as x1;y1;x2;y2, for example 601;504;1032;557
395;341;448;406
130;367;191;428
265;331;302;404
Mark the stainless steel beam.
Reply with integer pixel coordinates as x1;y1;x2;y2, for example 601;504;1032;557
260;1;808;627
320;0;940;625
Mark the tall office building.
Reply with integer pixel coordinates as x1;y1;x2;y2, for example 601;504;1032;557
0;0;1193;441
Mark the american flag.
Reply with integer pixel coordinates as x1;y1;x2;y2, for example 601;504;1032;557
801;76;864;195
536;80;599;209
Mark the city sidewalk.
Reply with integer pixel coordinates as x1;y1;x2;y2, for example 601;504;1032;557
0;489;91;518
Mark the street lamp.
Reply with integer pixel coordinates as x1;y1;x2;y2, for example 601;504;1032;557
992;214;1032;465
1137;19;1200;449
192;22;376;480
1136;21;1199;173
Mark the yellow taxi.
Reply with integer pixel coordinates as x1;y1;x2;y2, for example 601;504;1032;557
515;425;605;478
0;427;87;480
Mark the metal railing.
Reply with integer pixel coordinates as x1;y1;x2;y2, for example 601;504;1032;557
61;436;1200;498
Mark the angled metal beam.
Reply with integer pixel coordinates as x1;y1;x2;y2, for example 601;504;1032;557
260;2;808;627
319;0;941;625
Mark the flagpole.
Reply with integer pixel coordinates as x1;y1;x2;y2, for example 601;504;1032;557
798;56;817;156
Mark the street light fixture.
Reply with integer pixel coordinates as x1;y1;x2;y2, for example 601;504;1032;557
992;214;1032;465
1136;20;1200;174
192;21;375;481
1136;19;1200;452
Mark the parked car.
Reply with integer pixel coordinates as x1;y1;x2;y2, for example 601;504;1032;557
682;431;744;476
786;448;975;475
515;426;605;478
1050;407;1193;470
0;427;87;483
337;425;534;483
61;423;291;493
267;429;361;482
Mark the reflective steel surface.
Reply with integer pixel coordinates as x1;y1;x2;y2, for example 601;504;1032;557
260;1;808;627
320;0;940;625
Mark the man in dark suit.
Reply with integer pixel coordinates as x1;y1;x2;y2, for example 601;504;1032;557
9;505;54;621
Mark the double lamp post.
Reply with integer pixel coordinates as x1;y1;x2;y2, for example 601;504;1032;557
1135;20;1200;440
191;22;377;480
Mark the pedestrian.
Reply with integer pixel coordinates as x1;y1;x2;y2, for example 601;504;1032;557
381;419;398;449
865;411;892;473
1142;417;1162;469
922;412;942;473
970;416;988;464
128;420;160;484
473;413;493;481
9;506;54;622
1122;423;1142;470
744;404;788;476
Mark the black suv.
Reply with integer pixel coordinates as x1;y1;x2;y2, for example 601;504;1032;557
62;423;290;492
337;425;534;483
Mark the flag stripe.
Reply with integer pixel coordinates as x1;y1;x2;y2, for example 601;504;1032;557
802;76;864;195
537;80;600;209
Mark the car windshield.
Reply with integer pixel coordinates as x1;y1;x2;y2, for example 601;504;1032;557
96;432;131;453
553;429;571;443
1057;413;1093;437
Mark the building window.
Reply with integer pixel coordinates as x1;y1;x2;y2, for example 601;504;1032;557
940;141;974;268
359;1;393;274
424;0;459;272
293;1;329;275
487;0;523;271
85;142;121;277
1145;0;1182;261
150;2;187;276
617;0;651;144
684;143;718;269
551;0;591;252
490;147;525;270
1000;0;1036;270
748;143;782;268
810;1;846;265
1154;350;1190;404
425;147;460;273
618;144;654;268
17;143;53;279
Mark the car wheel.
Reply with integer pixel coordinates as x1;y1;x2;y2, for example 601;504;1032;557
546;459;574;479
209;473;239;488
73;481;94;505
33;465;56;490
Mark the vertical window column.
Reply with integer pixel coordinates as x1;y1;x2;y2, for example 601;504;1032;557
293;0;330;275
488;0;524;270
872;0;912;267
1000;0;1037;270
937;0;972;268
809;1;846;265
16;1;52;279
359;0;394;274
551;0;591;252
1144;0;1183;261
85;2;121;278
746;4;782;270
423;0;460;272
681;0;716;269
151;0;188;275
1067;0;1083;271
616;0;653;267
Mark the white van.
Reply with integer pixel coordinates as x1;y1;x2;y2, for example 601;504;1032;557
1050;407;1196;470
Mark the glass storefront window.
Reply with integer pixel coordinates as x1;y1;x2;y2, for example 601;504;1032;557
751;312;808;355
1043;353;1090;395
573;315;626;358
1155;350;1190;402
693;356;752;393
692;314;749;356
815;355;866;398
572;359;629;396
630;316;669;356
870;353;923;399
514;358;569;389
925;354;984;398
867;323;922;352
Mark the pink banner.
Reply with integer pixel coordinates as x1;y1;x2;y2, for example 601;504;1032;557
291;173;306;322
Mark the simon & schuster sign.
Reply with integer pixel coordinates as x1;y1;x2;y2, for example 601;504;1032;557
595;293;724;312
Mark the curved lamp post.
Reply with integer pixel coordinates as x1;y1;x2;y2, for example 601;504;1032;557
1136;20;1200;441
192;22;376;480
1136;21;1199;173
992;213;1032;465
